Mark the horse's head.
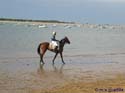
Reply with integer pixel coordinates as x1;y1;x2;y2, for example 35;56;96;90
64;36;70;44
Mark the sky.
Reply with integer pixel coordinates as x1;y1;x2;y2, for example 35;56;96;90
0;0;125;24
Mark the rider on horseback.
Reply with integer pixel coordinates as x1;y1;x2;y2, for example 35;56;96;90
51;32;59;51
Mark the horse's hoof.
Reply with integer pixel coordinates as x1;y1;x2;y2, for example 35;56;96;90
52;60;54;64
52;62;55;65
62;62;65;64
40;62;44;65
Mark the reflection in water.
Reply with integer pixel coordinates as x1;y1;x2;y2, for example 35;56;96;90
37;64;65;79
52;64;64;74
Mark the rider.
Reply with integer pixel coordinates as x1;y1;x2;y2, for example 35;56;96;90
51;31;59;50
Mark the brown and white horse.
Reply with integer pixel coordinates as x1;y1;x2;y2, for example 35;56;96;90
37;37;70;64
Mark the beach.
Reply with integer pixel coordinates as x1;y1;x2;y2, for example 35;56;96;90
0;21;125;93
0;54;125;93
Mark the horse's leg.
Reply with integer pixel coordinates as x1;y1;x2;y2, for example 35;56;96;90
40;55;44;64
40;48;47;64
52;52;58;64
60;52;65;64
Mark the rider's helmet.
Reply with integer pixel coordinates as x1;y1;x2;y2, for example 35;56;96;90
52;31;56;36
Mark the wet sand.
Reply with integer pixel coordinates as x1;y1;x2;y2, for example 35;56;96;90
0;54;125;93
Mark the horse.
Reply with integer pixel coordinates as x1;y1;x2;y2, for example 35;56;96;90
37;36;70;64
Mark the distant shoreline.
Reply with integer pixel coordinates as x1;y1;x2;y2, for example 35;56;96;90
0;18;75;24
1;18;125;26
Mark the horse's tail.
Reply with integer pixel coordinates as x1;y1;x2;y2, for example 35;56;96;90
37;43;41;55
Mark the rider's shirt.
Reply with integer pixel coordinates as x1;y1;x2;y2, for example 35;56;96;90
51;35;58;47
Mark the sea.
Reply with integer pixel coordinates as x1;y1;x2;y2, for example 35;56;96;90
0;21;125;59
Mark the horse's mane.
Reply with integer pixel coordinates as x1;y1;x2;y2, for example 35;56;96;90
60;37;66;43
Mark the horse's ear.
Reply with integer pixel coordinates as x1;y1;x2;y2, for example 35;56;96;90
65;36;68;39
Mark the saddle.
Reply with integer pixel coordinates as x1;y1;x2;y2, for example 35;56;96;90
49;41;59;50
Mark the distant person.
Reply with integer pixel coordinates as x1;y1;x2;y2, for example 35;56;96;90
51;32;59;50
